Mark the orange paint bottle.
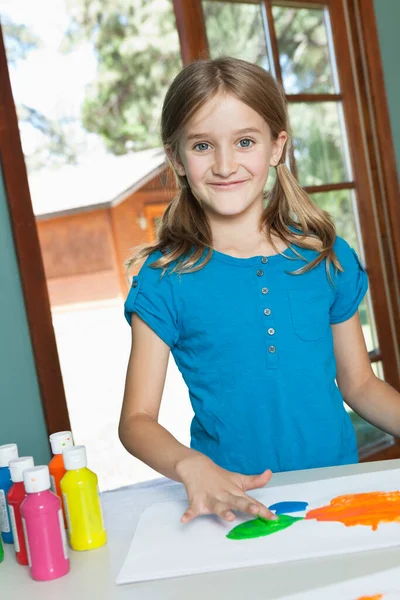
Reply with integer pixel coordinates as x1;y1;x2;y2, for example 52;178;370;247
48;431;73;527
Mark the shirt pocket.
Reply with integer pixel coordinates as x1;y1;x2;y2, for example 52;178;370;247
288;289;330;342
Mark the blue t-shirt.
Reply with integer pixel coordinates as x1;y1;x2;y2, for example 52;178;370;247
124;236;368;475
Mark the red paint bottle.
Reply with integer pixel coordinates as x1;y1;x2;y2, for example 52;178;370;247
7;456;34;565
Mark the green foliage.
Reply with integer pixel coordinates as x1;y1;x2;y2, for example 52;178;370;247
311;189;358;252
272;6;334;93
289;103;348;188
202;1;268;67
65;0;181;153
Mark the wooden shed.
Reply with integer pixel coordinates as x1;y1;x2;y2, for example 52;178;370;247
29;149;175;306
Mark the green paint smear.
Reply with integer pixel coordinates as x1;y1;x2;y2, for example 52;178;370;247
226;514;304;540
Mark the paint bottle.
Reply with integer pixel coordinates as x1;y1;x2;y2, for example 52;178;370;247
48;431;73;526
7;457;34;565
0;443;19;544
21;466;69;581
61;445;107;551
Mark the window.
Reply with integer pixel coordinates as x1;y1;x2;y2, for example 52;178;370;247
143;203;169;242
174;0;400;458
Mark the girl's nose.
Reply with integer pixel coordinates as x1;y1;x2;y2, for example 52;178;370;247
212;149;238;178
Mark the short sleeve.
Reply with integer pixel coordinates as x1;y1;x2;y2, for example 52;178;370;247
124;252;179;348
330;237;369;324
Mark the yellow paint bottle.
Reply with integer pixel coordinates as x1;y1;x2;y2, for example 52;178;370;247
60;446;106;551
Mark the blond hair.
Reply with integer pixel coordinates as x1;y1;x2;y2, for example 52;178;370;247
127;57;341;277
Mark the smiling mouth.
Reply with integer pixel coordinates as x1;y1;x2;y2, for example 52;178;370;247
208;180;249;189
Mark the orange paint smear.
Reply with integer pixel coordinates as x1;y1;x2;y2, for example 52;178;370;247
305;491;400;531
356;595;383;600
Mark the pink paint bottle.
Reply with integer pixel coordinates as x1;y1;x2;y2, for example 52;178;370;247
21;466;70;581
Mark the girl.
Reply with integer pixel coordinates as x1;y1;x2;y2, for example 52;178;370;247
119;57;400;525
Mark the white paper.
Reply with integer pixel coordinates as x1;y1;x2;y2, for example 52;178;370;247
117;468;400;585
278;567;400;599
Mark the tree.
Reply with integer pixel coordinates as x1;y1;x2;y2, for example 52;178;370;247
202;1;269;68
64;0;182;153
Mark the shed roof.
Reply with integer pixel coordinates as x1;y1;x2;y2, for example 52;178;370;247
29;148;166;220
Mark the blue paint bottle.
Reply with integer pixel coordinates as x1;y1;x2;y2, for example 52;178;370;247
0;444;19;543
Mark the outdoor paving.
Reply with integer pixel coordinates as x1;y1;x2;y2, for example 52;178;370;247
52;297;193;491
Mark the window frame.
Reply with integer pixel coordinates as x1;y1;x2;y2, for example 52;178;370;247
143;203;169;242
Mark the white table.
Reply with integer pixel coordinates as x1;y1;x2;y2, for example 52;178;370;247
2;459;400;599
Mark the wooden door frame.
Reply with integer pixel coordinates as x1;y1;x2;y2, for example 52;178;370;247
0;1;398;441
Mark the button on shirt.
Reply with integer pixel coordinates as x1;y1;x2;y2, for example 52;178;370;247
124;237;368;475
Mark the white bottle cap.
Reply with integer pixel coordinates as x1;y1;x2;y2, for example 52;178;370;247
49;431;73;455
23;466;51;493
0;443;19;468
9;457;35;483
62;445;87;470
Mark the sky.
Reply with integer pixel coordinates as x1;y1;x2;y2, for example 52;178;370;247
0;0;103;158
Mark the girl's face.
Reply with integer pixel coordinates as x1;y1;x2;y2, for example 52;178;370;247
172;93;287;219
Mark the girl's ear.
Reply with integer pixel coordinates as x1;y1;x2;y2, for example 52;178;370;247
270;130;288;166
165;145;186;176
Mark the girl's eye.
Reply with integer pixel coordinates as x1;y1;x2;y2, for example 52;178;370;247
238;138;254;148
194;142;210;151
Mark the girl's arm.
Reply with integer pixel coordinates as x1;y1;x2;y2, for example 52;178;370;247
119;314;276;522
119;314;196;480
333;313;400;436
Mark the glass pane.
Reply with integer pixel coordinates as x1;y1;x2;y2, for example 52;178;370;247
264;163;276;193
202;1;269;68
273;5;336;94
372;360;384;380
349;409;393;453
310;189;381;355
359;296;376;353
345;367;391;452
311;189;359;252
289;102;350;186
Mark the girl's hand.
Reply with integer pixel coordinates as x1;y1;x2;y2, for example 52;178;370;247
177;454;277;523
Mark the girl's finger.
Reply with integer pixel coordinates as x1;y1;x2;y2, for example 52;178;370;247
242;468;273;491
181;508;197;523
252;500;277;521
211;500;236;522
229;490;277;520
228;494;260;515
181;499;211;523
